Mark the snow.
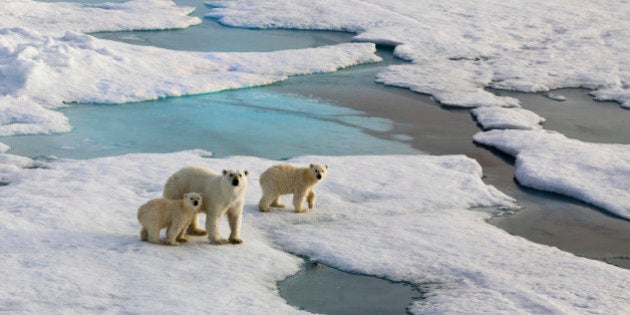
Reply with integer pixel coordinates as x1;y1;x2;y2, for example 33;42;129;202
474;129;630;219
471;107;545;130
1;0;201;35
0;1;381;136
1;151;629;313
206;0;630;109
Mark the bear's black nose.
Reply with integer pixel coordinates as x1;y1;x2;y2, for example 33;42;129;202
232;179;239;186
193;200;199;206
317;174;322;180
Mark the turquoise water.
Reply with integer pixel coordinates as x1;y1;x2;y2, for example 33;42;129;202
3;89;416;159
14;1;417;160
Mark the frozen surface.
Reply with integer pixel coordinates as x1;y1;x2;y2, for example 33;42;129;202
207;0;630;109
1;0;201;35
472;107;545;130
474;129;630;219
0;0;381;137
1;151;629;313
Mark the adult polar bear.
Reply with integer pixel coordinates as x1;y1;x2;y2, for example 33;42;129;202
164;166;248;245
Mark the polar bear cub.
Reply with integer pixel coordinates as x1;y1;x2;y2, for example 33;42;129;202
163;166;248;245
259;163;328;213
137;192;202;245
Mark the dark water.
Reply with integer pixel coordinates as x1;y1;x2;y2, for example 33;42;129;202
493;88;630;144
279;260;423;315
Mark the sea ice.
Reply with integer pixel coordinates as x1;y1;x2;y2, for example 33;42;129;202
474;129;630;219
471;107;545;130
207;0;630;109
0;0;201;35
0;151;628;313
0;1;381;137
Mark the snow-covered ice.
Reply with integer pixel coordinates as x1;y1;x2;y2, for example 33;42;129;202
1;151;628;313
0;0;381;136
1;0;201;35
207;0;630;109
471;107;545;130
474;129;630;219
0;142;9;153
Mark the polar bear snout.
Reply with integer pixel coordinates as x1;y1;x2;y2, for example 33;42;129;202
310;163;328;181
223;169;249;187
192;200;199;206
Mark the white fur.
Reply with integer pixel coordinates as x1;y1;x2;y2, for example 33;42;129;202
258;163;328;213
163;166;248;245
137;192;202;246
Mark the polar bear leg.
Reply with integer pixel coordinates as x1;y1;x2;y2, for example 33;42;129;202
206;213;228;245
258;193;275;212
307;190;316;209
146;227;161;244
165;223;183;246
140;228;148;241
270;196;285;208
293;191;307;213
227;209;243;244
186;212;207;236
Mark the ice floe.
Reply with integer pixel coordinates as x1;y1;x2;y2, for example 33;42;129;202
0;1;381;136
0;0;201;35
471;107;545;130
1;151;628;313
207;0;630;109
474;129;630;219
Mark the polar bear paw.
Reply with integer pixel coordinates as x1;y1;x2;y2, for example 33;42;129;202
209;238;230;245
187;227;208;236
229;237;243;245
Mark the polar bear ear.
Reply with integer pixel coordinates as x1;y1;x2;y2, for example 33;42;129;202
310;163;314;169
243;170;249;176
222;169;227;176
183;193;189;199
325;165;328;170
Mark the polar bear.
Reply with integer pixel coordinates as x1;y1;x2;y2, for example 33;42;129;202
163;166;248;245
137;192;202;246
258;163;328;213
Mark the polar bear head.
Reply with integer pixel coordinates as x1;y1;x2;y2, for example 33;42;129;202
222;169;249;188
309;163;328;181
183;192;202;209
